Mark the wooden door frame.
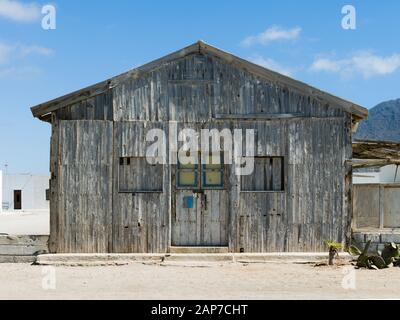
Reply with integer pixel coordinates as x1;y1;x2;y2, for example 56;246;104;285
170;153;230;247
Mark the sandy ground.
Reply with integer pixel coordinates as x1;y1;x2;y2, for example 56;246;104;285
0;211;49;235
1;261;400;300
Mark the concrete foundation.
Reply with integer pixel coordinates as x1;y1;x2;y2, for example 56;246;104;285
0;235;49;263
352;230;400;253
35;252;352;266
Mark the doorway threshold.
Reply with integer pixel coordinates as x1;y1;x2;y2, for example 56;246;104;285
169;246;229;254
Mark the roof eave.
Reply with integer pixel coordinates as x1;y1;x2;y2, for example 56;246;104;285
31;42;201;118
197;41;368;119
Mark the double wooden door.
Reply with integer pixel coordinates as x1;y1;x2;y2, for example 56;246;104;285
171;153;229;246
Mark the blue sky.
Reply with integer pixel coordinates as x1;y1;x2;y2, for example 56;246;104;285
0;0;400;173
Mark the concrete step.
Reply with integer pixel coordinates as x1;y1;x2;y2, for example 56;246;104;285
36;253;165;266
0;235;49;263
169;246;229;254
0;255;36;263
166;254;232;262
34;252;352;266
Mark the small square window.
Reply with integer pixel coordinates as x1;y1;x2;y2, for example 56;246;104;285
203;170;223;188
178;171;198;188
202;153;224;188
177;156;199;189
176;153;225;189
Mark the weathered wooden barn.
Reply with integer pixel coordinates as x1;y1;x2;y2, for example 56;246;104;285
31;41;368;253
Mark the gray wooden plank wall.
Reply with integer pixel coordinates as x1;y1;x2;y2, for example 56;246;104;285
54;120;113;253
49;52;352;253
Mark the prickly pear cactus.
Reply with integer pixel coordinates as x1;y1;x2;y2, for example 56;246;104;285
356;254;371;268
381;243;399;265
356;241;372;268
351;240;400;269
348;245;362;257
369;255;388;269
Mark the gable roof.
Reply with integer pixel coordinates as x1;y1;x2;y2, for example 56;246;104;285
31;40;368;120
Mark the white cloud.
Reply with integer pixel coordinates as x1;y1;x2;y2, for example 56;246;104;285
310;58;342;73
310;52;400;78
0;42;52;79
0;0;40;22
249;55;293;77
0;43;13;64
0;66;42;79
19;45;53;56
0;42;53;64
241;26;302;47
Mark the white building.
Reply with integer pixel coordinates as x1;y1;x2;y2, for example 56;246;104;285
0;171;2;214
1;172;50;212
353;164;400;184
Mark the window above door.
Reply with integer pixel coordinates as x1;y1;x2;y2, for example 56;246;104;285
177;161;199;188
176;153;225;190
202;154;224;188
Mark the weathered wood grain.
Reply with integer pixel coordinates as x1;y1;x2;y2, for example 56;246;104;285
55;120;113;253
46;50;356;253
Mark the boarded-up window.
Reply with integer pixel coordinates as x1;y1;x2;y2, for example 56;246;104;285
354;185;400;229
119;157;163;193
241;157;284;191
383;187;400;228
353;185;380;228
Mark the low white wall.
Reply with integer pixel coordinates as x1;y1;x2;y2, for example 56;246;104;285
354;165;400;184
0;171;2;214
2;174;49;211
353;171;380;184
0;211;49;235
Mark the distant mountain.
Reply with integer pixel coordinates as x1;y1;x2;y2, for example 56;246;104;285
355;98;400;142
